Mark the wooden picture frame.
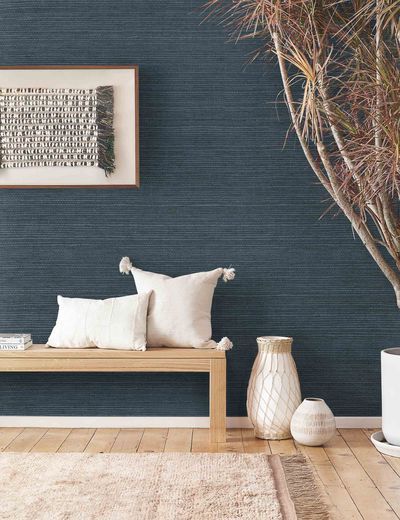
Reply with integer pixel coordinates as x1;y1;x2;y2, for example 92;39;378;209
0;65;139;188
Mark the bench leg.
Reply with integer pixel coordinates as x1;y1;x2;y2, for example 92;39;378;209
209;358;226;443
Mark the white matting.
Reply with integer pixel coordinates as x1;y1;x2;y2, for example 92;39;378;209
0;416;382;429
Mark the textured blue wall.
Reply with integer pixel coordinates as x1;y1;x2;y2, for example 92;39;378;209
0;0;398;417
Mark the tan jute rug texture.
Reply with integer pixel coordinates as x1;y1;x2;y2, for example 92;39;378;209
0;452;330;519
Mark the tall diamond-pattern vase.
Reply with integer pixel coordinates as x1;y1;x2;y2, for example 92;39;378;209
247;336;301;440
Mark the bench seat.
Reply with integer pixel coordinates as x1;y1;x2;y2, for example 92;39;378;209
0;345;226;442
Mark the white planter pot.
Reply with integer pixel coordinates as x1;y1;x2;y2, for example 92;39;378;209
247;336;301;440
382;348;400;446
290;398;336;446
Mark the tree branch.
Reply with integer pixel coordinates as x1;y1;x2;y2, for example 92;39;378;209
272;31;334;199
273;30;400;305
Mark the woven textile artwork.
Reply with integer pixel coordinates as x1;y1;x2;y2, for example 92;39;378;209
0;85;114;175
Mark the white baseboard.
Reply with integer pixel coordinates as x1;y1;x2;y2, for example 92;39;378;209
0;416;382;429
334;417;381;428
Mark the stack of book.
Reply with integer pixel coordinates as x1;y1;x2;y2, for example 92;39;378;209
0;334;32;350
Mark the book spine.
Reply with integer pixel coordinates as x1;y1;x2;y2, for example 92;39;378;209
0;337;31;344
0;341;32;350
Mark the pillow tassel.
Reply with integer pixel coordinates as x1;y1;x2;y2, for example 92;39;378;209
119;256;133;275
222;267;235;282
216;337;233;351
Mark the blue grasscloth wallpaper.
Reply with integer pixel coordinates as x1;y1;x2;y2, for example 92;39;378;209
0;0;398;418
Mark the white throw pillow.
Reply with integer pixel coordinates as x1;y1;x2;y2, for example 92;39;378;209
47;293;151;350
119;257;235;350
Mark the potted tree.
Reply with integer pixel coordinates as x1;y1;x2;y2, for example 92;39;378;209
204;0;400;450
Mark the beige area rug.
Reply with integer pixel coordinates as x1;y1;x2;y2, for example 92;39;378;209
0;453;330;520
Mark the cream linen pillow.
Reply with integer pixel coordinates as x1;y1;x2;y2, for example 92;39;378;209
47;293;151;350
119;257;235;350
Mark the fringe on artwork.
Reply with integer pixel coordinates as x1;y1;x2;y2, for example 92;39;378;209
280;455;331;520
96;85;115;176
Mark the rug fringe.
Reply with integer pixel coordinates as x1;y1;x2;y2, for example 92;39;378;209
281;455;331;520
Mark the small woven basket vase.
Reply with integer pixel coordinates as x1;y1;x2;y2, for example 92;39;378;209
247;336;301;440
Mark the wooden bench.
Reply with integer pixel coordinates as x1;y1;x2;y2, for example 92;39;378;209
0;345;226;443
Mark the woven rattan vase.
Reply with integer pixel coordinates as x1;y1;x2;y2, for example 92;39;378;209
247;336;301;440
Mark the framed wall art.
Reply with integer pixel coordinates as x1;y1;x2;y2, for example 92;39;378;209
0;65;139;188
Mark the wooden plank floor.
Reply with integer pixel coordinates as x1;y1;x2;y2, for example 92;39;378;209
0;427;398;519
